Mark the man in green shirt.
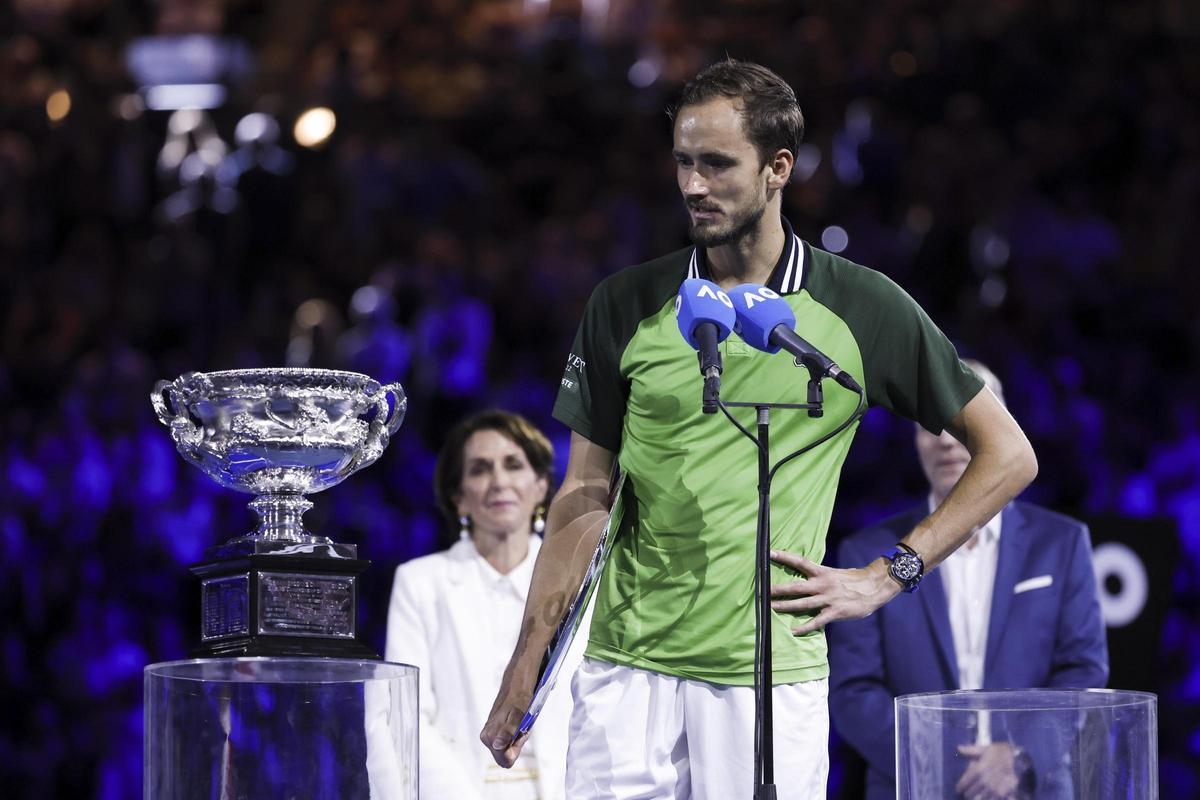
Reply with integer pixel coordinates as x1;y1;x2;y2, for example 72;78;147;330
481;59;1037;799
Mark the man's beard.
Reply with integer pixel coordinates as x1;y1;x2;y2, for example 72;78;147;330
687;195;768;248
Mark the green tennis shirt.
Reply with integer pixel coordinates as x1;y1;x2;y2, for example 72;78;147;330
553;217;983;686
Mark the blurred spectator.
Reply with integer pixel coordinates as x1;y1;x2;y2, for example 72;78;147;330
829;361;1109;800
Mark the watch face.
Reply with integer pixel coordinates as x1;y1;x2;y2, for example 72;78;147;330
890;553;922;582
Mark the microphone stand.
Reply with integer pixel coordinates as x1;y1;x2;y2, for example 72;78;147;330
695;324;723;414
720;380;866;800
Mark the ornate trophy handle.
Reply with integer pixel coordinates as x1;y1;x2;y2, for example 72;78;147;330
151;379;183;427
345;382;407;476
378;382;408;437
151;375;205;458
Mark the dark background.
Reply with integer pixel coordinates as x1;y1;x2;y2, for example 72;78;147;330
2;0;1198;796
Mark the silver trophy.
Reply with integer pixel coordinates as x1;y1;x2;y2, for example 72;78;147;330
152;368;406;658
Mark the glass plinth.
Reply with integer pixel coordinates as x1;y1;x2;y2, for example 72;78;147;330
896;689;1156;799
145;657;418;799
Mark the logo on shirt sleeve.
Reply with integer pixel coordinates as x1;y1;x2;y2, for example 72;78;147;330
561;352;586;391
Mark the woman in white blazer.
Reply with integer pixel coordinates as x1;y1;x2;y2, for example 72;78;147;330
386;410;578;800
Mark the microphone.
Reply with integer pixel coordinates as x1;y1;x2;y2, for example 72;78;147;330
729;283;863;394
676;278;737;413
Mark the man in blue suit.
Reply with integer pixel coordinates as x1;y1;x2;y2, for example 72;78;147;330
828;361;1108;800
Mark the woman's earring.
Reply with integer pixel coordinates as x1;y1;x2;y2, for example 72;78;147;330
458;515;470;540
532;506;546;535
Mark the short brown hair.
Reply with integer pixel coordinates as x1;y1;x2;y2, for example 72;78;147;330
433;409;555;533
669;58;805;167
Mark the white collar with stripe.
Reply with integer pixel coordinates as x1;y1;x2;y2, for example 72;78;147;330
686;215;806;295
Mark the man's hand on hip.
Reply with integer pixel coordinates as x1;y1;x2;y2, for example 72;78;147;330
769;551;899;635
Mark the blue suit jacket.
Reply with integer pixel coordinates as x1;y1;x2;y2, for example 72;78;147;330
828;501;1109;800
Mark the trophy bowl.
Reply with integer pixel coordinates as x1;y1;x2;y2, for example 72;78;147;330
152;368;406;544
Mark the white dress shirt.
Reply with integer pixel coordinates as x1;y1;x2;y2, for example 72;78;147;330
931;496;1003;692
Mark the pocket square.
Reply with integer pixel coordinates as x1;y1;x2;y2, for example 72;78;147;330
1013;575;1053;594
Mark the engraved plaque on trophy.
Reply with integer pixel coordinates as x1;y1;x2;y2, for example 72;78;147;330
151;368;406;658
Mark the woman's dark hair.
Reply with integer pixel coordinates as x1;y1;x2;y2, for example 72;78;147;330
433;409;555;536
668;58;805;167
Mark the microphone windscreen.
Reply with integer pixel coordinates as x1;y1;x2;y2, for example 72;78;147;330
675;278;736;349
729;284;795;353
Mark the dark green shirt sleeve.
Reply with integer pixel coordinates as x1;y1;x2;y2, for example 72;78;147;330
857;271;983;433
808;250;983;433
551;279;627;452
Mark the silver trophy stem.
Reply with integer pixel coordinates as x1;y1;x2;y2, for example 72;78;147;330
245;494;331;543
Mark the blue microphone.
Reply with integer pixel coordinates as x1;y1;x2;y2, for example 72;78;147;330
728;283;863;394
676;278;736;413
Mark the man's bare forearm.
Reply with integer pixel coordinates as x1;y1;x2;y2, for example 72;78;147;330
481;434;615;764
885;388;1038;577
502;482;612;686
771;386;1038;632
910;442;1035;568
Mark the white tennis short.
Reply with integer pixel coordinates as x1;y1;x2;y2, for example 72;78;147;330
565;657;829;800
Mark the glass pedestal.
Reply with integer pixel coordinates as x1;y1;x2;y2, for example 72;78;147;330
896;689;1156;799
145;657;418;799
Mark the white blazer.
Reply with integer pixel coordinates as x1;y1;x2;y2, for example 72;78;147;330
385;537;585;800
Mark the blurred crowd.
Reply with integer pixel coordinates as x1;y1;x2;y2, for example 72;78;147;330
2;0;1199;796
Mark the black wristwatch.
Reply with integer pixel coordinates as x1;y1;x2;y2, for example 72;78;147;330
884;542;924;593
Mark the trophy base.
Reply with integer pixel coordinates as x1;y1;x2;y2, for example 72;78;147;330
193;633;381;660
191;542;379;660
